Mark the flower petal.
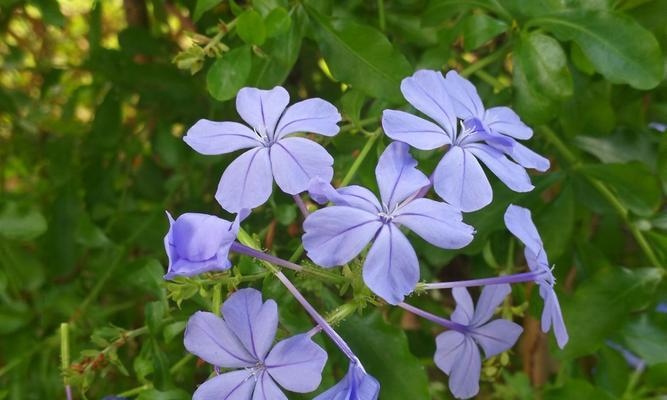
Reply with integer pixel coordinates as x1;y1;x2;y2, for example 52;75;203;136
193;370;255;400
184;120;261;155
503;204;544;257
236;86;289;138
470;284;511;326
252;371;288;400
466;143;534;193
362;224;419;305
308;177;381;214
265;334;328;393
443;70;485;120
541;286;569;349
216;147;273;213
314;362;380;400
393;198;474;249
471;319;523;358
483;106;533;140
274;98;341;140
503;139;550;172
303;206;382;267
221;288;278;361
451;287;474;325
382;110;451;150
375;141;429;210
400;70;458;135
448;337;482;399
433;146;492;212
434;330;466;375
270;137;334;195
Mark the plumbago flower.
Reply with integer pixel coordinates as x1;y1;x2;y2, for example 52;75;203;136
303;141;474;304
163;211;246;279
314;362;380;400
434;284;523;399
184;288;327;399
184;86;341;212
504;204;569;348
382;70;549;212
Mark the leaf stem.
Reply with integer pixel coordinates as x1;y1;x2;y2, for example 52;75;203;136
60;323;72;400
377;0;386;31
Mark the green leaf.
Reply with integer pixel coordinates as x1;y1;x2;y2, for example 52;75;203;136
462;14;508;51
193;0;222;21
0;202;47;240
306;5;412;102
137;389;190;400
264;7;291;37
545;379;615;400
512;47;559;124
237;9;267;45
206;46;252;101
561;267;663;359
338;312;430;400
581;162;662;217
516;31;573;100
533;10;664;89
622;315;667;366
536;183;574;259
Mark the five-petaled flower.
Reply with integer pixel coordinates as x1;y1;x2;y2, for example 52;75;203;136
303;141;474;304
184;288;327;400
434;284;523;399
163;211;244;279
504;204;569;348
382;70;549;212
314;361;380;400
184;86;341;212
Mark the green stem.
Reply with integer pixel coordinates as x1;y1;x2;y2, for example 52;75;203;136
169;353;195;375
540;126;663;268
60;322;71;397
340;116;378;133
377;0;386;31
116;384;152;398
459;43;510;78
341;130;380;186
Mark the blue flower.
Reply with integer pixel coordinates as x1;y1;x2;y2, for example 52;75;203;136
184;86;341;212
303;141;474;304
314;362;380;400
184;288;328;399
434;285;522;399
382;70;549;212
504;204;569;348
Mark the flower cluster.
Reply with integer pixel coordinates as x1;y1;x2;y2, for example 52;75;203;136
165;69;568;399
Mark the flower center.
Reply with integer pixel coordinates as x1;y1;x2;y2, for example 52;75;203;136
377;211;394;224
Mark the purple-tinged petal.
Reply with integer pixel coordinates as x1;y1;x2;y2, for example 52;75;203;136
451;287;474;325
184;120;262;155
400;70;458;135
252;371;288;400
393;198;474;249
216;147;273;213
184;311;256;368
314;362;380;400
303;206;382;267
270;137;334;195
471;319;523;358
466;143;534;193
470;284;511;326
265;334;328;393
274;98;341;140
503;205;544;256
375;142;429;210
193;370;255;400
221;288;278;361
483;106;533;140
236;87;289;139
443;70;485;120
433;146;492;212
382;110;451;150
308;178;382;213
540;286;569;349
448;337;481;399
362;224;419;305
434;330;466;375
503;139;550;172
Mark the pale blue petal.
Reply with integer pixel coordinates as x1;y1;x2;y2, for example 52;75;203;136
221;288;278;361
252;371;288;400
314;362;380;400
375;142;429;210
503;139;550;172
451;287;474;325
193;370;255;400
308;178;381;214
434;330;466;375
466;143;534;193
184;311;256;368
265;334;328;393
503;205;544;257
471;319;523;358
274;98;341;140
184;120;262;155
270;137;334;195
382;110;451;150
471;284;511;326
483;106;533;140
443;70;485;120
362;224;419;305
448;337;481;399
216;147;273;213
393;198;474;249
400;70;458;135
236;86;289;139
433;146;492;212
541;286;569;349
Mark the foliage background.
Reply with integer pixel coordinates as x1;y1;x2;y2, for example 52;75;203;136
1;0;667;399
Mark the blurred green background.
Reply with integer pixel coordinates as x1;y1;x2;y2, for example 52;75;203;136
1;0;667;399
